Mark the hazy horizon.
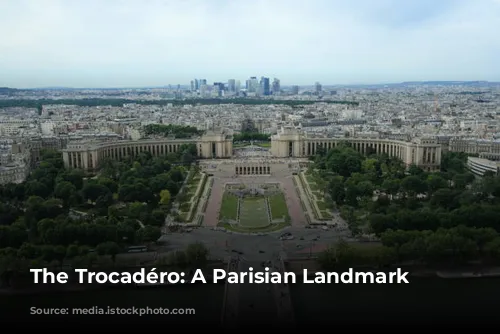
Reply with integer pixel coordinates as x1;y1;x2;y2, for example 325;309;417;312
4;80;500;91
1;0;500;88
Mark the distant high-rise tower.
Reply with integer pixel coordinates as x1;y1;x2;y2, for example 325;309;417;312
194;79;199;90
200;84;208;96
315;82;322;94
235;80;241;92
227;79;236;93
291;85;299;95
199;79;207;86
247;77;259;93
190;80;195;91
260;77;270;96
272;78;281;95
213;82;225;97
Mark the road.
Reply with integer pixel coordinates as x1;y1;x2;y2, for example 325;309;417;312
159;226;352;261
235;259;278;326
222;256;240;328
221;255;295;329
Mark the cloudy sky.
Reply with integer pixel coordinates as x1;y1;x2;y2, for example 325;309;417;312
1;0;499;88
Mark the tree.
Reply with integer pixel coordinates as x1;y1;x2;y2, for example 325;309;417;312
137;226;161;243
95;192;113;208
97;177;118;193
430;188;458;209
118;182;153;203
357;181;374;198
484;171;496;178
169;168;184;183
26;181;51;198
361;158;379;180
132;161;141;170
328;179;345;205
401;175;427;197
426;174;447;194
370;214;397;235
127;202;148;219
149;174;172;194
160;189;171;205
381;178;400;198
185;242;209;267
408;164;424;176
441;152;467;174
82;183;110;202
54;181;76;207
66;244;80;258
150;209;166;226
344;184;360;207
96;241;121;263
57;170;84;190
452;173;474;190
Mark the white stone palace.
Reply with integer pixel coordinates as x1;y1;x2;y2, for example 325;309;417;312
62;126;442;172
62;129;233;171
271;127;441;171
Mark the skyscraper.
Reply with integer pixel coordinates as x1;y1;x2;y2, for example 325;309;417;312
190;80;195;91
260;77;270;96
247;77;259;93
227;79;236;93
291;85;299;95
194;79;199;90
213;82;225;97
200;84;208;96
272;78;281;95
315;82;322;94
199;79;207;86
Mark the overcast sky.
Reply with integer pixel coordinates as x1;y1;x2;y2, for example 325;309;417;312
1;0;499;88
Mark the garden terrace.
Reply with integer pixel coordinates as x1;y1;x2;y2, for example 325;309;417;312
176;167;208;223
218;183;290;233
299;171;333;220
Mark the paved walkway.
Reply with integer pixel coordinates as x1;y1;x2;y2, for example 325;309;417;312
204;177;224;227
293;175;318;223
282;176;307;227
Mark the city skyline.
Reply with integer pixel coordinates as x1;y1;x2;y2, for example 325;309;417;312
6;79;500;91
1;0;500;88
